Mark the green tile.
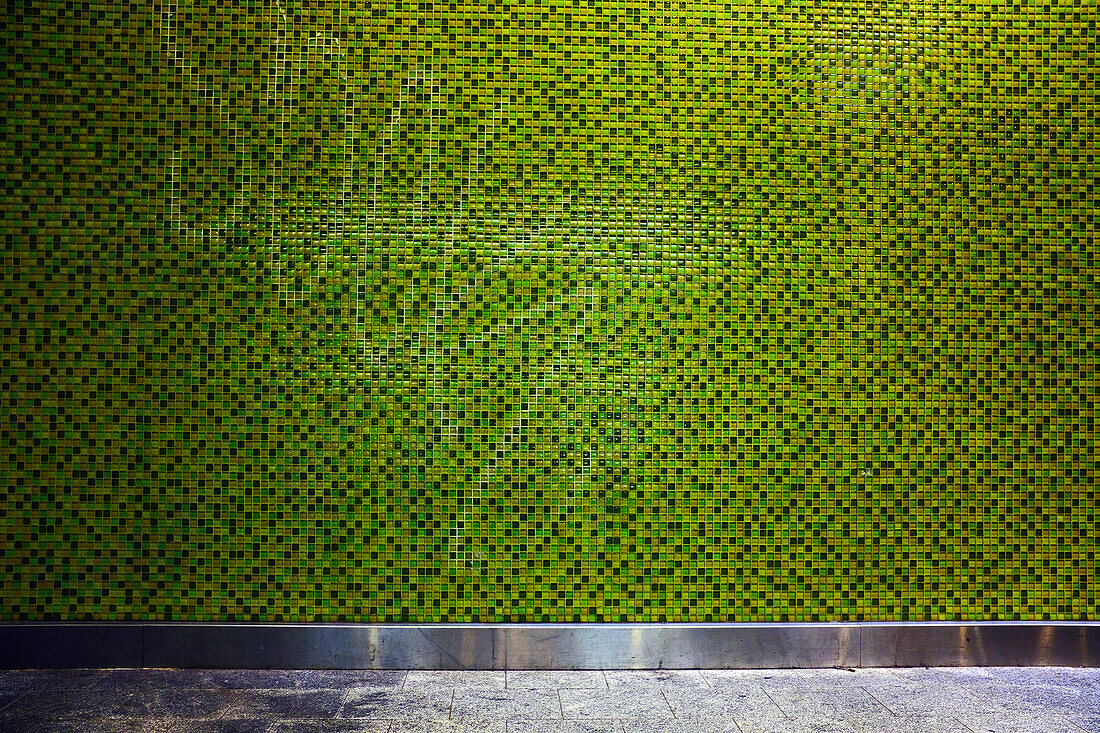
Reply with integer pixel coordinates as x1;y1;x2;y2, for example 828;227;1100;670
0;0;1095;623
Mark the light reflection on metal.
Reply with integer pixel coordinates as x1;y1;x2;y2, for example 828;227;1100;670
1037;625;1054;666
3;622;1098;670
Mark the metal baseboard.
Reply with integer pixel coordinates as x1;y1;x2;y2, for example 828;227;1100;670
1;622;1097;670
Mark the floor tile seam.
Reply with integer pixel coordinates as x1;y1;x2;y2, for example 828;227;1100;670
658;687;675;718
757;685;790;722
1068;713;1095;732
0;690;33;716
954;682;1015;715
334;681;355;718
855;684;897;716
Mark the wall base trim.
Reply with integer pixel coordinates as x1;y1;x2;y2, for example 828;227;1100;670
1;622;1097;669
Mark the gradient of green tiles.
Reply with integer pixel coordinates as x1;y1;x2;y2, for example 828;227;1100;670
0;0;1096;622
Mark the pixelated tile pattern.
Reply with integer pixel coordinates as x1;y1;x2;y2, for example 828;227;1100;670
0;0;1096;622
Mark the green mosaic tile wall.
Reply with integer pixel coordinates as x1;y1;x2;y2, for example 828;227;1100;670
1;0;1097;623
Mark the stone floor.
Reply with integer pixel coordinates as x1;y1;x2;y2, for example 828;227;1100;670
0;667;1097;732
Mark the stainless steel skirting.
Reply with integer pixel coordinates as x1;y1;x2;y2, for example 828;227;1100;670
1;622;1097;669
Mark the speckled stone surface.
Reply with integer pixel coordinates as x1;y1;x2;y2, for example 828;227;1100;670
0;667;1098;733
505;671;607;690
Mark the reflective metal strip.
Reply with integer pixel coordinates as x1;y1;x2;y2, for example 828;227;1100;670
1;622;1097;669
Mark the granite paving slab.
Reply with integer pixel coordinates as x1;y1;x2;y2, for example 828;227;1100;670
956;714;1090;733
1063;712;1100;732
339;686;453;721
621;718;742;733
0;673;35;714
702;670;811;694
388;720;508;732
603;670;710;692
405;671;505;690
196;671;303;690
0;718;177;733
298;671;407;689
0;671;107;720
1;666;1099;733
220;689;347;719
504;719;620;733
735;718;859;733
163;720;274;733
987;667;1100;691
559;687;674;720
796;668;902;690
270;720;394;733
660;679;780;720
860;676;1010;720
506;671;607;689
450;687;562;721
848;715;973;733
764;685;895;729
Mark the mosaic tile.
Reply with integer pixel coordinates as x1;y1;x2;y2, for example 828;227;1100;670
0;0;1095;623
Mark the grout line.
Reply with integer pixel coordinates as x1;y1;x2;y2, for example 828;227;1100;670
214;687;237;720
955;679;1009;712
860;685;896;716
334;682;353;718
659;687;675;718
0;690;32;716
697;669;713;689
557;688;564;719
760;685;790;721
1064;715;1090;732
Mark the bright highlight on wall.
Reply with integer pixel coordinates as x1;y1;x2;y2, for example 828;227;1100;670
0;0;1096;622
